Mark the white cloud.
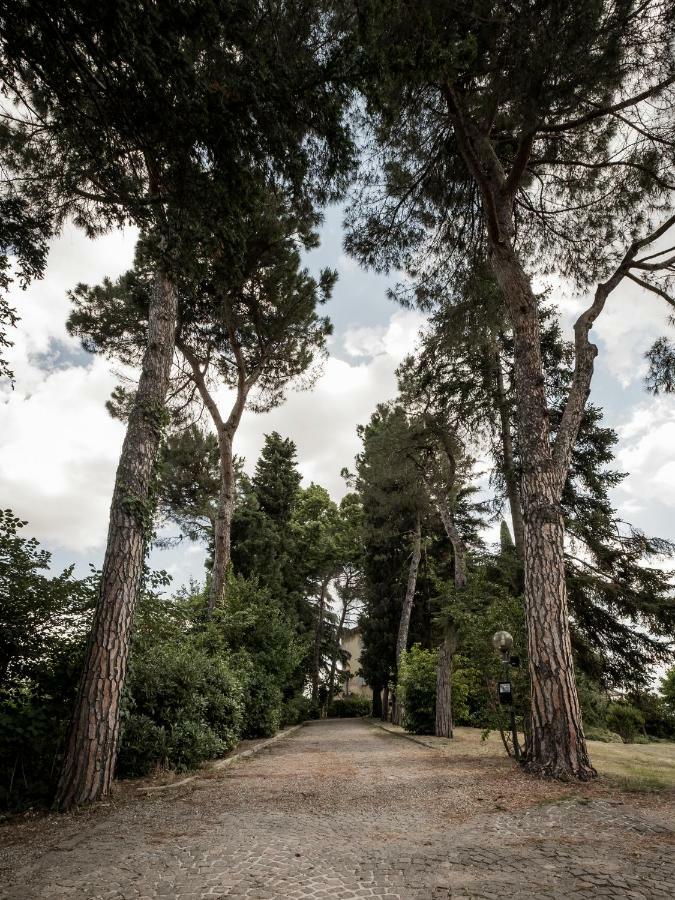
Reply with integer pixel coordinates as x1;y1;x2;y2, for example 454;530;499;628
1;224;136;550
1;225;426;554
0;358;124;549
614;396;675;510
342;309;425;360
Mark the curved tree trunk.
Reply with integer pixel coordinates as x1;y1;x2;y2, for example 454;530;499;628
394;512;422;725
55;269;177;810
179;340;249;617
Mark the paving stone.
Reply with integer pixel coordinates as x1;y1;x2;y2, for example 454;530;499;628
1;719;673;899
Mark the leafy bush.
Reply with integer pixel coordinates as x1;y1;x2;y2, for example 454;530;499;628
0;512;95;809
398;645;437;735
607;702;645;743
281;695;313;726
241;673;282;738
327;694;371;718
166;720;225;770
118;640;245;776
585;725;623;743
626;690;675;740
116;715;168;777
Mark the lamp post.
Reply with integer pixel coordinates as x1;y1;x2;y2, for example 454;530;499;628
491;630;521;761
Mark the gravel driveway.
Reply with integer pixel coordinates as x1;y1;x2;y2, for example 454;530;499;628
1;718;673;899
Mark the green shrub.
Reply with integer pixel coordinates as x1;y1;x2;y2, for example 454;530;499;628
585;725;623;743
118;640;245;775
607;702;645;743
241;674;282;738
281;695;313;726
327;694;372;718
398;645;437;735
626;690;675;740
166;720;225;770
117;715;168;777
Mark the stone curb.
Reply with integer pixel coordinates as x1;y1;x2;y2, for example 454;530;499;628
140;723;305;793
367;718;438;750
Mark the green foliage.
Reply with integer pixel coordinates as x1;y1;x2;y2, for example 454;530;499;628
0;512;96;808
281;696;313;727
327;695;372;718
661;667;675;711
398;645;437;735
585;726;623;744
607;703;646;744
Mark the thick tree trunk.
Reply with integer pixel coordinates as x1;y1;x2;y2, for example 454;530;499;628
311;576;330;704
492;337;525;560
55;269;177;810
394;512;422;725
435;632;454;738
490;241;594;780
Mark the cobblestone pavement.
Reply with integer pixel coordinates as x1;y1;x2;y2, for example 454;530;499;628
1;718;673;899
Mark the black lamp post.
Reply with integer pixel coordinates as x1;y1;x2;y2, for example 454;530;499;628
492;630;521;761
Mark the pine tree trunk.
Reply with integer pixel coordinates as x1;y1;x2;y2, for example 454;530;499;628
394;512;422;725
208;432;235;615
435;632;453;738
55;269;177;810
372;686;383;719
490;241;594;780
492;336;525;560
311;576;330;704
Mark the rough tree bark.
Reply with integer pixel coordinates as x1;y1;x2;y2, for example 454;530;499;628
443;84;595;778
311;575;331;704
180;333;250;617
393;512;422;724
55;269;178;810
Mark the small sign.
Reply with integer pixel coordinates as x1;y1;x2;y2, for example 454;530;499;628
498;681;513;705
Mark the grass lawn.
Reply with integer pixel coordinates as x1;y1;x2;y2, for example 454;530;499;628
374;721;675;792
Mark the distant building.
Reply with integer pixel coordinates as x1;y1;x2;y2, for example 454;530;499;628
340;627;372;699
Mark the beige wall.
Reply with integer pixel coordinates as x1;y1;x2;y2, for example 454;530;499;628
340;629;372;699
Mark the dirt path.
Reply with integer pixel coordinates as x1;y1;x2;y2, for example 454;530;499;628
1;718;673;899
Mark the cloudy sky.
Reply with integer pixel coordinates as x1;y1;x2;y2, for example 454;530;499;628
2;205;674;589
